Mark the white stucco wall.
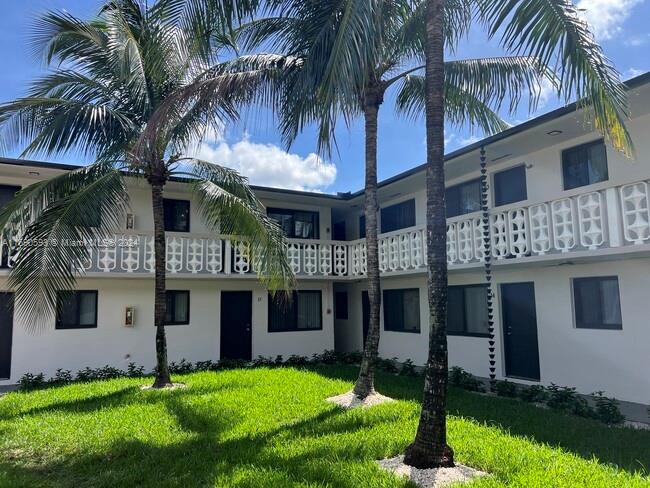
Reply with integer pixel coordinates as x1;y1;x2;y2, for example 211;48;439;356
0;278;334;383
336;259;650;404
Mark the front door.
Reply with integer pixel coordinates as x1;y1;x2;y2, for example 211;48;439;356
361;291;369;348
220;291;252;360
501;282;540;381
0;293;14;379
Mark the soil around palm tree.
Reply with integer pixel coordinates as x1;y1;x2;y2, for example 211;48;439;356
326;389;393;409
140;383;186;391
378;455;487;487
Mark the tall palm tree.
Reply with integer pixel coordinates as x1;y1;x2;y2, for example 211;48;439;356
0;0;293;388
403;0;632;469
239;0;549;400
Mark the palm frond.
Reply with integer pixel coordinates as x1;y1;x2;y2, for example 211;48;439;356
0;163;128;332
395;74;509;135
477;0;632;155
185;158;294;291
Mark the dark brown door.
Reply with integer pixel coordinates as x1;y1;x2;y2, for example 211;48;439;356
220;291;252;360
501;282;540;381
0;293;14;379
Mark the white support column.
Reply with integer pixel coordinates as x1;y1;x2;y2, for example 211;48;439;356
605;187;623;247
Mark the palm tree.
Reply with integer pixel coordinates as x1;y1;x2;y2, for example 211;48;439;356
0;0;293;388
239;0;548;400
403;0;632;469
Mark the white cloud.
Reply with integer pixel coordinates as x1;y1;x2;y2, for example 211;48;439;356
577;0;643;41
192;135;337;192
624;33;650;46
532;77;557;108
624;67;646;78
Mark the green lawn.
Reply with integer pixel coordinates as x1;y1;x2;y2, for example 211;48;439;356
0;366;649;487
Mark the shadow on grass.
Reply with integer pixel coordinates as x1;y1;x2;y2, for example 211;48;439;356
0;395;409;488
310;364;650;475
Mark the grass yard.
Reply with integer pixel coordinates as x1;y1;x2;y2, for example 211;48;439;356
0;366;649;487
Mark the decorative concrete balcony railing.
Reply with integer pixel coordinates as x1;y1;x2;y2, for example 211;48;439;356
1;179;649;279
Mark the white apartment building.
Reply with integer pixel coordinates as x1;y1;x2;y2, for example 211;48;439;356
1;73;649;408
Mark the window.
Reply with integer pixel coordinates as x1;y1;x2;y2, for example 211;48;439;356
359;214;366;239
381;199;416;233
165;290;190;325
56;291;98;329
164;199;190;232
335;292;348;319
573;276;622;329
448;285;489;336
383;289;420;333
494;165;527;207
269;291;322;331
562;140;608;190
268;208;319;239
446;179;481;218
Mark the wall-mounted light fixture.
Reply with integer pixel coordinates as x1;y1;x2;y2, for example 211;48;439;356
124;306;135;327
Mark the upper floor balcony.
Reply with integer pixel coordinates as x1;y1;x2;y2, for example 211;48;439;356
1;178;650;280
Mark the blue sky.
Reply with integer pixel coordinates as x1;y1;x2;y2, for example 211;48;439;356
0;0;648;193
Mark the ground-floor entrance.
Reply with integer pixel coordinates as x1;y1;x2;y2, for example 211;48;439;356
0;292;14;379
501;282;540;381
220;291;252;360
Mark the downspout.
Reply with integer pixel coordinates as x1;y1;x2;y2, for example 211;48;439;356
479;146;496;391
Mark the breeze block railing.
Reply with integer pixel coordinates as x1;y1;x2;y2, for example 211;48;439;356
2;179;650;279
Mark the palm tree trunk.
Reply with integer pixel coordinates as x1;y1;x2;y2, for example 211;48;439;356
353;91;383;399
404;0;454;469
150;179;172;388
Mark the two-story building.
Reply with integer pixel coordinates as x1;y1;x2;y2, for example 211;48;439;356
1;72;649;409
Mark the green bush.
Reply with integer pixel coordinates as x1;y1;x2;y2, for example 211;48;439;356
126;362;146;377
518;384;548;403
49;369;74;385
18;372;46;390
546;384;595;418
592;391;625;425
448;367;485;392
494;380;519;398
399;359;419;377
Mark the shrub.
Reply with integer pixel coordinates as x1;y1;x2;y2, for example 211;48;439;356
218;358;248;370
273;355;285;366
169;359;194;374
18;372;46;390
592;391;625;425
399;359;419;377
518;385;548;404
194;360;218;372
494;380;519;398
376;357;399;374
448;367;485;392
285;355;309;367
126;363;146;377
341;351;363;364
49;369;74;385
546;384;595;418
312;350;338;365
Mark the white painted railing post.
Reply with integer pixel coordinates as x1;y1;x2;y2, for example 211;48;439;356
224;239;232;275
605;187;623;247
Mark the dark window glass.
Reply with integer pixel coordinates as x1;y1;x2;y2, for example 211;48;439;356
335;292;348;319
268;208;319;239
446;179;481;218
269;291;322;331
0;185;21;268
383;289;420;333
381;199;416;233
164;199;190;232
56;291;98;329
573;276;622;329
165;290;190;325
447;285;489;336
562;140;608;190
494;166;527;206
359;215;366;239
